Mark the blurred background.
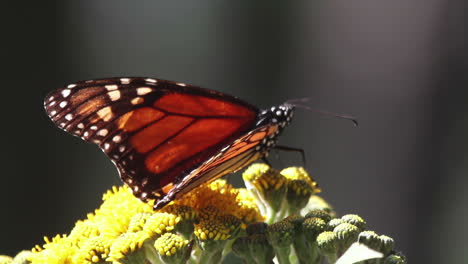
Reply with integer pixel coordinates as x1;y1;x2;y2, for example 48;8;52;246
2;1;465;263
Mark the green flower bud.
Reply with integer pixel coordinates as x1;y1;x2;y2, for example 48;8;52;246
341;214;366;231
283;214;305;230
317;231;339;263
358;230;381;251
327;218;345;230
231;236;255;263
266;220;295;248
333;223;360;250
383;253;407;264
246;222;268;235
379;235;395;255
232;234;275;264
248;234;275;264
286;180;314;214
302;217;327;243
305;209;333;223
291;217;326;264
154;233;191;264
266;220;295;264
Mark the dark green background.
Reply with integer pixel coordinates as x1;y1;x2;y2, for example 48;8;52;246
2;1;466;263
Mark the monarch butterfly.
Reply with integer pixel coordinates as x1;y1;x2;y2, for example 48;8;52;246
44;77;294;210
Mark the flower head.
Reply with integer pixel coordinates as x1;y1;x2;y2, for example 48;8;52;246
243;163;287;214
173;179;263;226
194;211;240;241
107;231;149;263
143;212;180;239
73;236;112;263
29;235;76;264
154;233;191;264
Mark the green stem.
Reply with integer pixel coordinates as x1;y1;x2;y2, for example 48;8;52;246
273;246;291;264
325;253;338;264
293;236;320;264
143;242;162;264
198;240;226;264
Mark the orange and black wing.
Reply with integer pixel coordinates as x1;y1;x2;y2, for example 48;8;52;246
154;123;280;209
44;77;258;203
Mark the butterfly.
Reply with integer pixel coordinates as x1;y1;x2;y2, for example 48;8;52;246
44;77;294;210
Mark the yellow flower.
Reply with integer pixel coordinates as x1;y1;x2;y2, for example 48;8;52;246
173;179;263;225
143;212;180;239
94;185;153;237
72;236;112;264
29;235;75;264
0;255;12;264
154;233;191;263
107;231;150;263
280;166;321;193
191;206;240;242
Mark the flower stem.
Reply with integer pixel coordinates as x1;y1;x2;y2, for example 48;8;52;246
198;240;226;264
272;246;291;264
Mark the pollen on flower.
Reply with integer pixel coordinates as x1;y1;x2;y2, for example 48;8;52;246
127;212;153;232
243;163;286;191
72;236;112;264
160;204;198;222
173;179;263;225
281;166;321;193
193;208;241;241
107;231;149;261
29;235;76;264
143;212;180;238
154;233;189;257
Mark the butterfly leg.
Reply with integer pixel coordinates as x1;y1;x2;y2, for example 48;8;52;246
273;145;306;166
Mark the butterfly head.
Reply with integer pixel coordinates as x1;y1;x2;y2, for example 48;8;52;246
257;103;294;131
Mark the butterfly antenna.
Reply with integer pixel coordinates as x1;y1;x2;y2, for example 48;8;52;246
292;103;358;126
285;97;312;104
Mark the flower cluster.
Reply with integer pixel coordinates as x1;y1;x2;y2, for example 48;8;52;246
3;164;406;264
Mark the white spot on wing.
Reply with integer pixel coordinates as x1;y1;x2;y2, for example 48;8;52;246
90;126;98;130
105;85;118;91
113;135;121;143
96;106;113;121
51;110;57;115
119;146;125;152
98;129;108;137
131;97;144;105
104;143;110;150
62;89;71;98
48;96;54;102
176;82;187;87
120;78;131;84
84;131;89;137
77;123;84;129
137;87;152;96
65;113;73;120
49;101;56;107
108;90;121;101
145;78;157;83
67;84;77;89
59;101;67;108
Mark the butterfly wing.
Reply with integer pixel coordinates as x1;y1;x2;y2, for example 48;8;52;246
154;123;279;209
44;77;258;202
